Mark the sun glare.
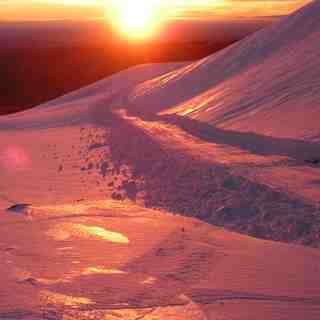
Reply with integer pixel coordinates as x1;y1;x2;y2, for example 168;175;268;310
106;0;163;40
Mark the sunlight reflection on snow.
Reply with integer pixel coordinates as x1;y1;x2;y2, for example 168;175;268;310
47;223;129;244
82;267;127;275
72;224;130;244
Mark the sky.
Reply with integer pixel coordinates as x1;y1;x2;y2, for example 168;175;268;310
0;0;310;21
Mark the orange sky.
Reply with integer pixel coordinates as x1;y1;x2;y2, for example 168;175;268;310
0;0;310;21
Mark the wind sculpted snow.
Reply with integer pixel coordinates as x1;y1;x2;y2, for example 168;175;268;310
1;2;320;319
1;202;320;319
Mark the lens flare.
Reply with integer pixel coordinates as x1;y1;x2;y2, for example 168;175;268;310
0;145;31;172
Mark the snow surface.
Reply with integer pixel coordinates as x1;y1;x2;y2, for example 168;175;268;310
1;202;320;319
0;1;320;319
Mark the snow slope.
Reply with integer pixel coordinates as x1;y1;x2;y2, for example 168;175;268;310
1;92;319;319
128;0;320;142
1;202;320;320
0;62;185;130
2;98;320;318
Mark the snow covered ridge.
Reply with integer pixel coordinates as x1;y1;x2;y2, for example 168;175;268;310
128;0;320;142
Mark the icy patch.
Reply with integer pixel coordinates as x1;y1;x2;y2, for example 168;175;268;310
46;223;129;244
72;224;130;244
82;267;127;275
57;246;74;251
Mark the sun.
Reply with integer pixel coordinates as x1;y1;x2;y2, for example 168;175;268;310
119;2;153;33
106;0;163;40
